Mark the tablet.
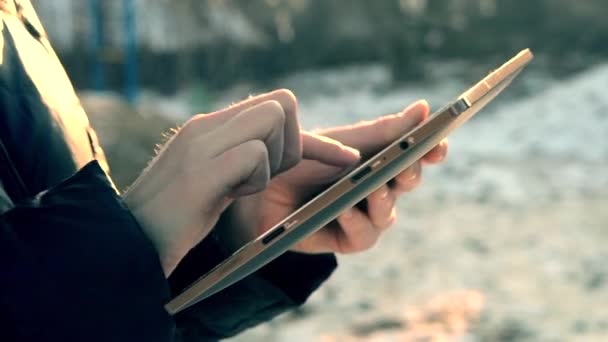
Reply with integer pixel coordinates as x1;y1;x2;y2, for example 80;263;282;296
166;49;534;314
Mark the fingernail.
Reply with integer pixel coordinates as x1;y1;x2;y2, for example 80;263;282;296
418;99;429;109
343;145;361;159
402;99;427;115
415;100;429;118
408;170;418;181
413;162;423;179
389;207;397;222
380;187;389;199
400;100;429;122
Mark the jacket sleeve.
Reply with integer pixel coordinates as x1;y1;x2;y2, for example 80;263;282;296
0;159;337;342
0;161;174;342
169;220;337;341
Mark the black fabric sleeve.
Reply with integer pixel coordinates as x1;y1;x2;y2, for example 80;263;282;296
169;220;337;341
0;158;337;342
0;161;174;342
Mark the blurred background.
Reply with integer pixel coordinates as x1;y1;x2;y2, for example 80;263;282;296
33;0;608;341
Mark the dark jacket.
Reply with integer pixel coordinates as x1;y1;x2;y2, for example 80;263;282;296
0;1;336;341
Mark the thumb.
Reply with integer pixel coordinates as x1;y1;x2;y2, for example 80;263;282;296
317;100;430;157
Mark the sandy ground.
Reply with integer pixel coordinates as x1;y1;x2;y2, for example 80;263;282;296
82;58;608;341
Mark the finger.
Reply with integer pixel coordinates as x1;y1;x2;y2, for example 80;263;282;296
196;89;301;172
211;140;271;197
317;100;429;156
301;130;360;167
390;161;422;194
203;100;286;173
422;138;449;165
366;185;397;231
334;207;380;253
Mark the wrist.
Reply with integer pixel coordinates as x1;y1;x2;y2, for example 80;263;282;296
122;194;184;277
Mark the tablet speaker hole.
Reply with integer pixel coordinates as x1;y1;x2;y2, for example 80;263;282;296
351;166;372;183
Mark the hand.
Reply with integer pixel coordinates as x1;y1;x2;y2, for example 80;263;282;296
122;89;360;276
221;100;448;254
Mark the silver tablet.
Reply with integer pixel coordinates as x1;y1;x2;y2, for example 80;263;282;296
167;49;534;315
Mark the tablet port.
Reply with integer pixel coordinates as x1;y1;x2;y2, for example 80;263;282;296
351;166;372;183
262;226;285;244
400;141;410;150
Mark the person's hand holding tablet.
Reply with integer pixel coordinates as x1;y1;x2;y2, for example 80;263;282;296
220;99;448;254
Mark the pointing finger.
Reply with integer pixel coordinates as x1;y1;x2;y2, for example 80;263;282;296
203;100;286;173
212;140;271;198
201;89;302;172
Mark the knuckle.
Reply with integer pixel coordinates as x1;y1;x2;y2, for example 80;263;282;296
235;140;270;193
383;194;396;211
345;227;380;252
180;114;206;138
247;140;269;161
395;174;419;192
263;100;286;125
395;173;411;186
245;171;270;194
283;144;302;169
272;88;298;113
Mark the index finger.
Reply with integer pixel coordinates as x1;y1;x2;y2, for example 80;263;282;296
200;89;302;172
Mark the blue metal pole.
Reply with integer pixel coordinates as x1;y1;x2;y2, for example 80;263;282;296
123;0;138;103
89;0;104;90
